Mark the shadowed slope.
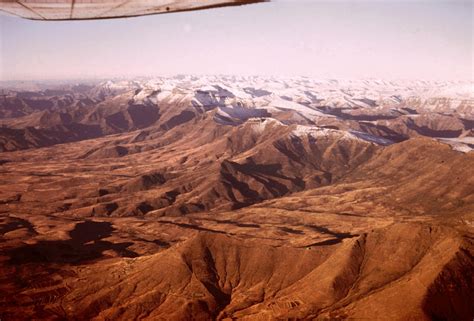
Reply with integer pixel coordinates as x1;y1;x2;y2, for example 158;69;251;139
32;224;469;321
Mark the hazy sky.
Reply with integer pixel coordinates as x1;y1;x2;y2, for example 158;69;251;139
0;0;472;81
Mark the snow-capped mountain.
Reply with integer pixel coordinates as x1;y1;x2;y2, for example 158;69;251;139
0;75;472;152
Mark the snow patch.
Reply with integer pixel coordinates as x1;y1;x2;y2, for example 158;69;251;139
247;117;285;133
437;137;474;153
349;131;394;145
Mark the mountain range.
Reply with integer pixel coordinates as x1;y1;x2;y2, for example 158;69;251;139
0;76;472;320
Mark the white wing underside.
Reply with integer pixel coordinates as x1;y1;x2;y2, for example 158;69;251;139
0;0;266;20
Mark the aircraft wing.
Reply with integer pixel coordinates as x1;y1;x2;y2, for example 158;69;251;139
0;0;267;20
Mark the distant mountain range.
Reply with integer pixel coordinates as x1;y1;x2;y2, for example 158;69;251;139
0;76;472;152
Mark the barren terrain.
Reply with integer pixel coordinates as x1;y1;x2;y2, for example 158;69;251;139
0;76;473;320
